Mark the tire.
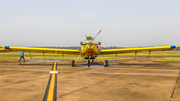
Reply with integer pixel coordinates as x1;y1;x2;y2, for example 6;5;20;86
88;60;90;67
105;60;108;67
72;60;75;67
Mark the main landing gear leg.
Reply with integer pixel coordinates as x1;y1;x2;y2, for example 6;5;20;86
99;53;108;67
72;53;81;67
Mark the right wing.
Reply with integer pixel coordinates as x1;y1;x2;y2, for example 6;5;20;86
99;45;178;55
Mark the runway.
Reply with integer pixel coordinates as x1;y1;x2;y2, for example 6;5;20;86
0;58;180;101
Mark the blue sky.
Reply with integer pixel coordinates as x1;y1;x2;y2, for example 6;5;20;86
0;0;180;47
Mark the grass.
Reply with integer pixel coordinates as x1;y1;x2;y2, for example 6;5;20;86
27;56;84;60
95;57;121;60
0;52;75;56
116;51;180;56
3;57;20;59
25;56;121;60
158;57;180;61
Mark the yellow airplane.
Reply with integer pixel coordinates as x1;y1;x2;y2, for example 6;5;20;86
0;29;178;67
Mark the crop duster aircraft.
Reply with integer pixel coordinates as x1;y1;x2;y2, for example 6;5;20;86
0;29;178;67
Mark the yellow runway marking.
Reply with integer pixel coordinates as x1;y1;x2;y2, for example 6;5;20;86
47;62;56;101
43;62;57;101
53;62;56;71
47;73;55;101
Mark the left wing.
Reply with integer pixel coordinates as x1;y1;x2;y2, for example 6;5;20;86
2;46;81;55
99;45;178;55
0;48;10;52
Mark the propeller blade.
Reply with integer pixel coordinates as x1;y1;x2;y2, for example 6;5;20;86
93;29;102;40
82;30;87;38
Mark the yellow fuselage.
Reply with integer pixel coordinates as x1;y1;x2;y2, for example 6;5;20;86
81;40;99;59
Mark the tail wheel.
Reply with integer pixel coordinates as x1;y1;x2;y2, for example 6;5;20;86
105;60;108;67
88;60;90;67
72;60;75;67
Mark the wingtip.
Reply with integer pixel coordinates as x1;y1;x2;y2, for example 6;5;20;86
171;45;178;48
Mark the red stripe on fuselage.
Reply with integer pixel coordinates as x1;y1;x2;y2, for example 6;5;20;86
87;52;94;54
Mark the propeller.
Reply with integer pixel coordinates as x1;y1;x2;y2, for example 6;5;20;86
92;29;102;40
82;30;87;38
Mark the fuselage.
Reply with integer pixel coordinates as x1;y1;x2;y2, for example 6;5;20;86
80;36;101;59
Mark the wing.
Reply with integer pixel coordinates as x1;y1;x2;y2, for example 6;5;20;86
0;48;10;52
2;46;81;55
99;45;178;55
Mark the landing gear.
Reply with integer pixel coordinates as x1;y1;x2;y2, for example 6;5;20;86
72;60;75;67
104;60;108;67
88;60;90;67
72;53;82;67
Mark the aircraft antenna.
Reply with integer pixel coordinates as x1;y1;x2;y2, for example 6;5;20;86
93;29;102;40
82;30;87;38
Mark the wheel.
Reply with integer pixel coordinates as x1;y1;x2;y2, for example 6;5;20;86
88;60;90;67
72;60;75;67
105;60;108;67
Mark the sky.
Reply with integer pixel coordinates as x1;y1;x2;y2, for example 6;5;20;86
0;0;180;47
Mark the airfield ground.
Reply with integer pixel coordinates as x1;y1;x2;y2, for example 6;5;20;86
0;56;180;101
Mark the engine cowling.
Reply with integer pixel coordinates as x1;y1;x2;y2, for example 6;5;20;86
98;42;101;45
80;41;87;45
95;42;101;45
80;42;83;45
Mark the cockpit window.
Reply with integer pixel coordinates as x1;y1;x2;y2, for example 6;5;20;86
87;36;92;40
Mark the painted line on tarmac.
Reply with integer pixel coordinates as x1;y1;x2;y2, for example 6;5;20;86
0;68;49;72
43;62;57;101
1;64;180;72
103;68;180;71
170;72;180;101
56;71;179;77
0;65;51;67
1;66;180;72
0;67;178;77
